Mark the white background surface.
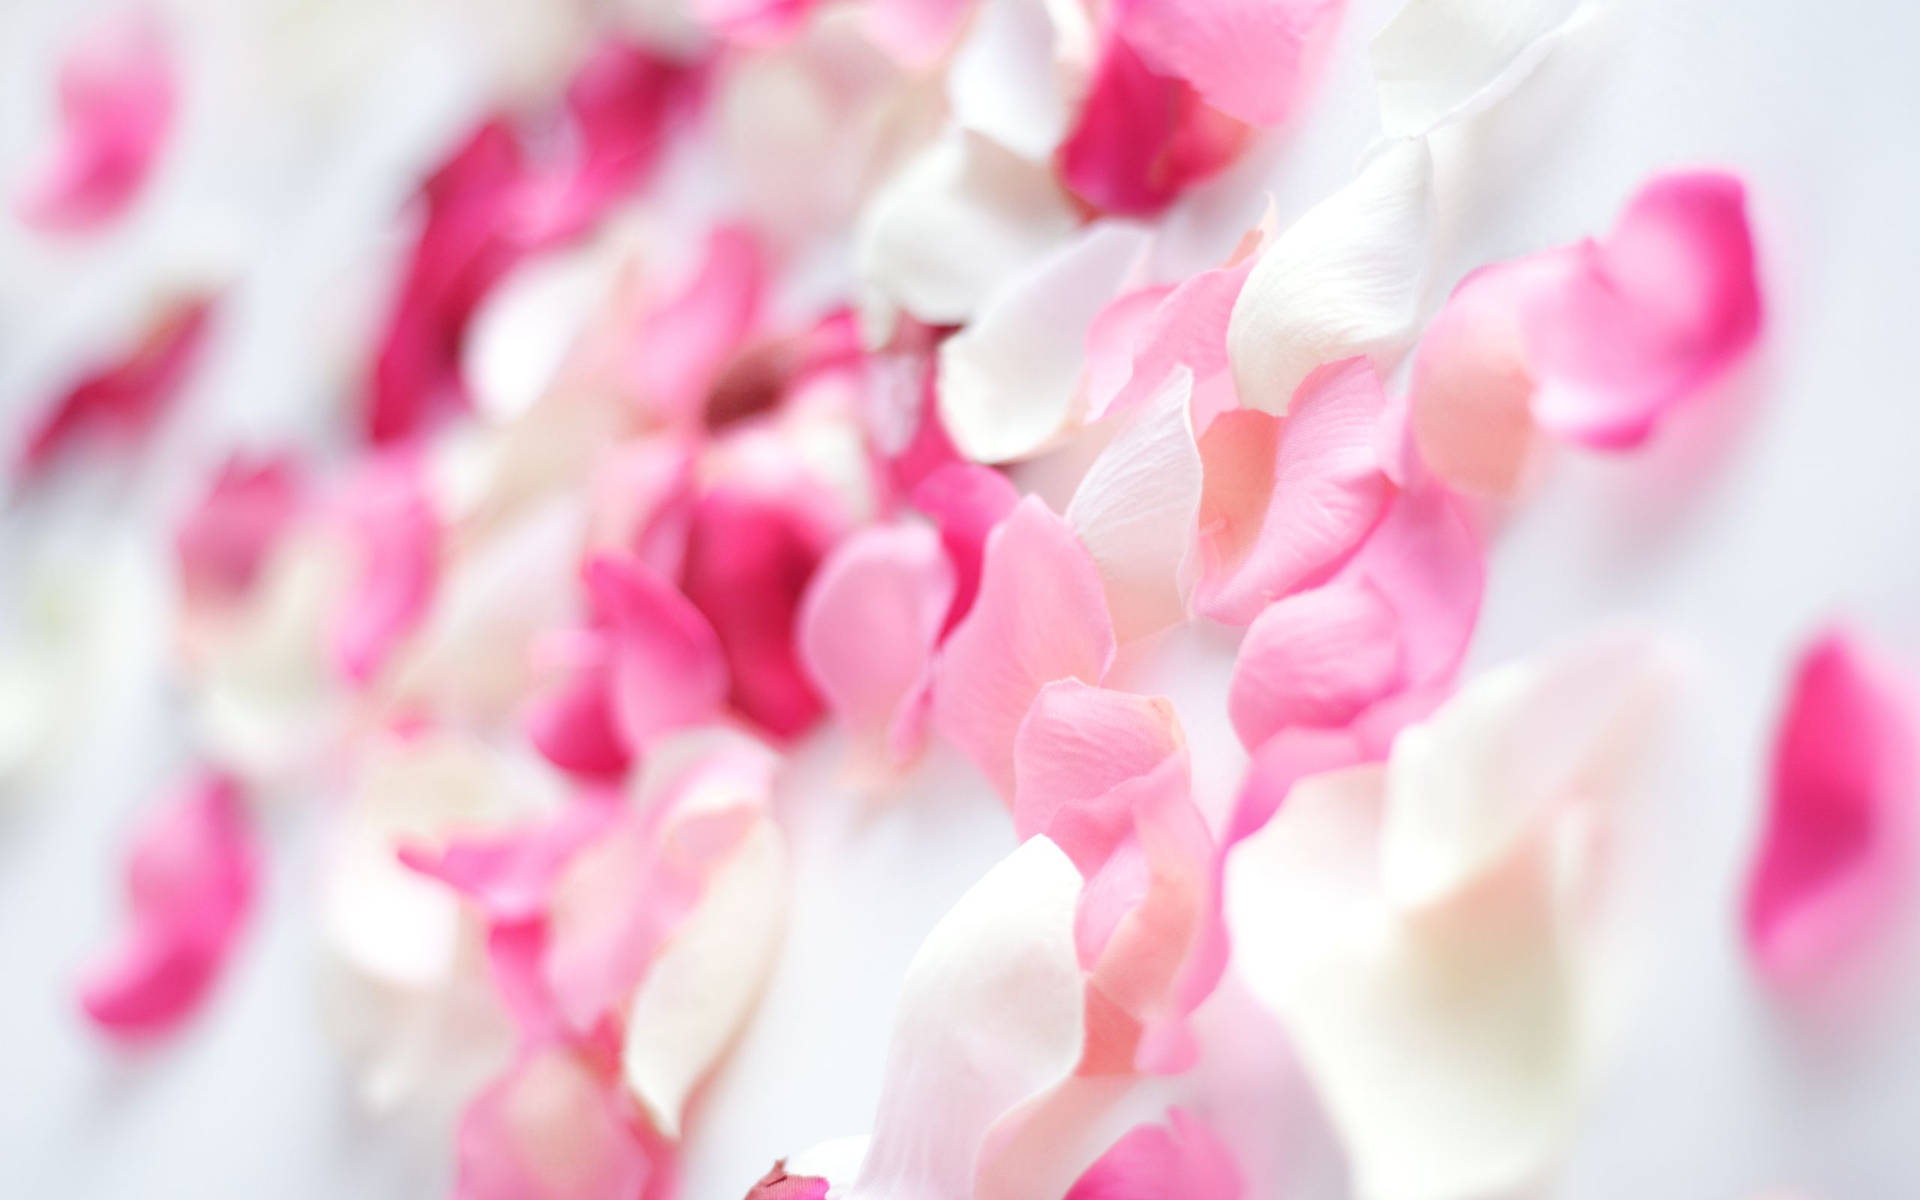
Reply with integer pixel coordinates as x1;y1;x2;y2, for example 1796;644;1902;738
5;0;1920;1196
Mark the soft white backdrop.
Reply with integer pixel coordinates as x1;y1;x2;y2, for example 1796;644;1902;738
4;0;1920;1196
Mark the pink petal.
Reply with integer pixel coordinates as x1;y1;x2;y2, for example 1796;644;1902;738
174;452;304;611
1411;170;1761;495
1014;682;1186;871
629;224;767;426
1114;0;1343;127
15;10;175;232
1065;1109;1242;1200
526;630;633;781
1229;580;1405;749
591;556;730;751
931;497;1117;798
1058;33;1251;218
797;523;956;770
587;434;698;578
401;800;624;927
679;486;836;739
17;293;215;480
78;773;256;1039
1744;626;1919;986
910;463;1022;633
455;1041;674;1200
1193;357;1393;625
864;0;974;68
333;452;440;686
1087;257;1256;425
743;1164;832;1200
1228;725;1366;843
696;0;819;43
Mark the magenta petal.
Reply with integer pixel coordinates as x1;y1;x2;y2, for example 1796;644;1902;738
15;10;175;232
334;453;440;686
1058;33;1250;218
174;453;304;610
909;462;1021;632
743;1163;832;1199
526;631;633;781
1193;357;1393;625
1115;0;1343;127
797;523;955;769
78;773;256;1039
589;556;730;750
1744;626;1919;986
401;801;622;927
1065;1109;1242;1200
931;497;1117;798
18;294;215;481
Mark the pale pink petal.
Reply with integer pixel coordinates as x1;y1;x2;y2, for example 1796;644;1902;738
1405;257;1545;497
1193;358;1393;625
590;556;730;751
1066;367;1203;642
1229;580;1405;750
909;463;1021;632
931;497;1118;797
587;434;699;581
1744;626;1919;986
1058;33;1250;218
1089;257;1256;424
1115;0;1343;127
845;837;1085;1200
174;453;304;611
18;294;215;480
455;1042;673;1200
334;453;441;686
695;0;819;43
15;10;175;232
864;0;974;68
1064;1109;1242;1200
1229;725;1367;843
797;523;956;769
1013;682;1186;867
1084;285;1176;419
401;800;623;928
629;224;767;426
78;773;256;1038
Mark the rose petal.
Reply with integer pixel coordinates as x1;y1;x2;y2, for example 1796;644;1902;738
588;556;731;751
1228;579;1406;750
630;224;768;425
947;0;1072;161
1115;0;1343;127
175;453;305;612
1064;1108;1242;1200
334;452;441;686
1087;255;1255;425
931;497;1117;797
1066;367;1203;642
909;463;1021;632
938;221;1154;463
1371;0;1587;136
78;773;256;1038
1225;137;1433;415
1744;626;1919;986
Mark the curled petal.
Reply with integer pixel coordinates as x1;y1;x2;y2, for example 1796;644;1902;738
1088;256;1255;425
938;222;1154;463
1193;358;1392;625
16;10;174;231
79;773;256;1038
1014;682;1186;867
1064;1108;1242;1200
1116;0;1343;127
1744;626;1919;986
1225;138;1433;415
931;498;1117;797
845;837;1086;1200
797;523;956;770
1372;0;1587;136
910;463;1021;632
1228;580;1405;750
590;556;730;751
1066;367;1203;642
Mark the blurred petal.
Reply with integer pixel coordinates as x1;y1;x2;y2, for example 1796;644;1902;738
909;463;1021;632
1066;368;1202;642
1229;580;1405;749
948;0;1072;160
15;10;174;231
938;222;1153;463
334;453;441;686
175;453;305;612
1226;138;1432;415
1064;1108;1242;1200
1116;0;1343;126
630;224;767;425
932;498;1117;797
845;837;1086;1200
79;773;256;1038
1744;626;1919;986
798;522;956;769
590;556;730;750
1372;0;1585;136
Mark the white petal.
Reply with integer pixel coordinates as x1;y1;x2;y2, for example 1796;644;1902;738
947;0;1071;161
622;816;789;1139
1064;366;1202;642
1372;0;1590;137
854;127;1081;327
1225;138;1434;415
938;221;1153;463
847;837;1086;1200
464;245;618;425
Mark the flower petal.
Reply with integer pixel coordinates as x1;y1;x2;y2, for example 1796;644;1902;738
1744;626;1919;986
1064;1108;1242;1200
1116;0;1343;126
1066;367;1203;642
1371;0;1587;136
591;556;731;750
1225;137;1433;415
931;497;1117;797
910;463;1021;632
1228;579;1405;750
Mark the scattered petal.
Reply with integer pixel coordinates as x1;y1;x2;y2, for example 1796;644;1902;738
1064;1108;1242;1200
1372;0;1586;136
1116;0;1343;127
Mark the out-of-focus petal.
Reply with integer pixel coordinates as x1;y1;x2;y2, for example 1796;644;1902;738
630;224;767;425
938;222;1153;463
1115;0;1343;127
1225;138;1432;415
333;453;441;686
175;453;305;613
931;497;1117;797
798;522;956;770
844;837;1086;1200
17;294;216;481
1229;580;1404;749
855;127;1081;328
947;0;1072;161
590;556;730;751
1193;358;1392;625
1371;0;1586;136
1058;34;1250;218
15;10;175;232
1064;1108;1243;1200
1066;368;1202;642
1744;626;1918;986
864;0;974;67
910;463;1021;632
78;773;256;1038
